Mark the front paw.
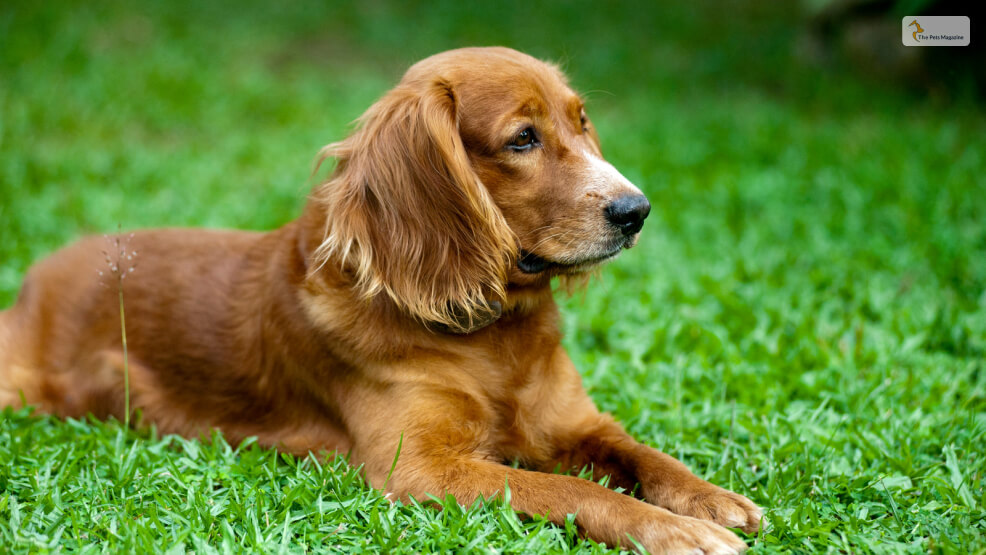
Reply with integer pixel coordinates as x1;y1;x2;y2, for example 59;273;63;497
661;483;763;535
632;509;749;555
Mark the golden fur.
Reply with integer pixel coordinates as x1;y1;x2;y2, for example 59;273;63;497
0;47;760;553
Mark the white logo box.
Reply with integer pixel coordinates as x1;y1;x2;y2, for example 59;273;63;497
902;16;971;46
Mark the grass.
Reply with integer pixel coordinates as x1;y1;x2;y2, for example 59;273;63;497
2;0;985;552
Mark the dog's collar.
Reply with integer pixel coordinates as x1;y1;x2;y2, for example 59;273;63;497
428;300;503;335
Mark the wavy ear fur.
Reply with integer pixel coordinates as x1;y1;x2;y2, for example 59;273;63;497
310;80;517;333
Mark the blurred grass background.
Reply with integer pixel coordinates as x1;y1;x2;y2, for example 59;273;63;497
1;0;985;552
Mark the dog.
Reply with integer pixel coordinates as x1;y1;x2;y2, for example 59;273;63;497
0;47;761;553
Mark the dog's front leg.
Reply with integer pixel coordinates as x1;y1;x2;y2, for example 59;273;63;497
399;456;749;554
347;388;748;554
551;415;763;536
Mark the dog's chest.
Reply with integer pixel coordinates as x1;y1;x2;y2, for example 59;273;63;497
476;344;579;465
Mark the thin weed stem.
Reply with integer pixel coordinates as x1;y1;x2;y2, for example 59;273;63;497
118;282;130;429
101;227;137;430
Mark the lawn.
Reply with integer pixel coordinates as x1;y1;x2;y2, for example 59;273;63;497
1;1;984;553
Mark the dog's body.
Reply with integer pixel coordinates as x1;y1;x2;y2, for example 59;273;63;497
0;48;760;553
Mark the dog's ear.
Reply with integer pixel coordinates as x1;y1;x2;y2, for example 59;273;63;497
310;79;517;333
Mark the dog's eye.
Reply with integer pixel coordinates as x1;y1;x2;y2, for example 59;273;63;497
580;110;589;132
509;127;538;151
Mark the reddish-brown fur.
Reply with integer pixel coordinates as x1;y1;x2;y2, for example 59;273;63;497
0;48;761;553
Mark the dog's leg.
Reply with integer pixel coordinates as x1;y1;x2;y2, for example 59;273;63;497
0;308;44;411
0;310;16;407
550;415;763;535
380;450;747;554
349;388;748;554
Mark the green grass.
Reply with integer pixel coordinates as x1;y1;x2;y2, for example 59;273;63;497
2;1;985;552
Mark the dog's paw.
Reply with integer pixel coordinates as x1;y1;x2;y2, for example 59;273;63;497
666;484;763;535
634;511;749;555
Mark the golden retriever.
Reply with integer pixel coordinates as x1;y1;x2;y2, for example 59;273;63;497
0;47;761;553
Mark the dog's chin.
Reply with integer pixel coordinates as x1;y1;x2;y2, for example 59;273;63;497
518;235;638;275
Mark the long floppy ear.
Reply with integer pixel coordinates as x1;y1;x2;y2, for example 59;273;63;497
310;79;517;333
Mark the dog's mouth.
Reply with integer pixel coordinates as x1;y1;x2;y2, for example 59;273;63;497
517;239;634;275
517;251;555;274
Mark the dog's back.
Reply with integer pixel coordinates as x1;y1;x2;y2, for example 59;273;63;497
0;229;269;420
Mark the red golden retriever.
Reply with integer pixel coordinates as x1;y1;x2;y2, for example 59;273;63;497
0;47;761;553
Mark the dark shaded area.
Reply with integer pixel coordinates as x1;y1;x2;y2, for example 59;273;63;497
802;0;985;98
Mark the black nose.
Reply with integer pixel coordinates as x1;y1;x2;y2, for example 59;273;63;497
605;195;651;236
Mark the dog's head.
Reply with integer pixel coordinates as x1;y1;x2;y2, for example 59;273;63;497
311;47;649;333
